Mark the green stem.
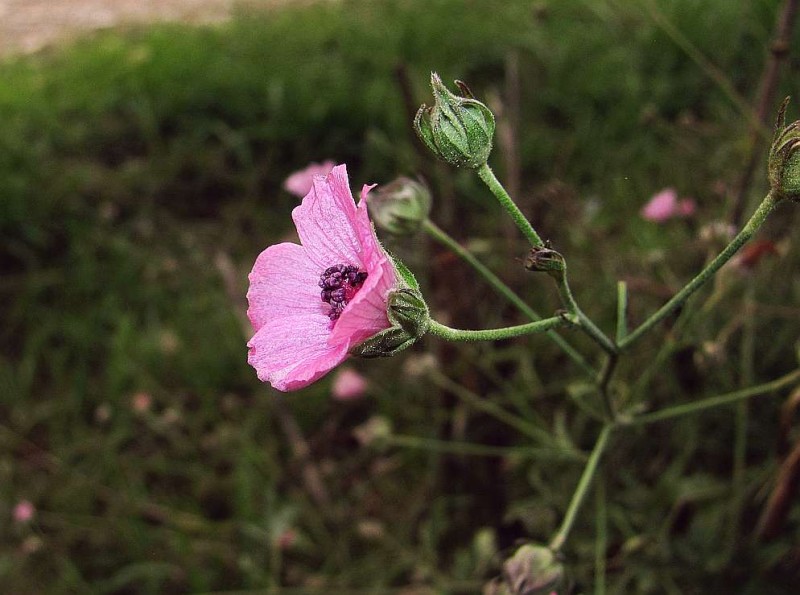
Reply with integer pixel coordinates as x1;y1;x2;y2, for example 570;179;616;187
596;354;619;422
556;270;618;356
423;219;595;376
477;163;544;247
549;424;613;552
427;316;567;342
627;368;800;426
620;192;778;349
616;281;628;344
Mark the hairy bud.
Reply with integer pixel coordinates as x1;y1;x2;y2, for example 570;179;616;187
414;72;495;168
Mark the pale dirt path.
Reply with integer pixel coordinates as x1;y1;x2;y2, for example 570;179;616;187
0;0;290;56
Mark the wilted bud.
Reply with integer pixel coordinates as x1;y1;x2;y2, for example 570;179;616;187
369;176;432;235
524;246;565;278
768;97;800;202
414;72;495;168
502;544;564;595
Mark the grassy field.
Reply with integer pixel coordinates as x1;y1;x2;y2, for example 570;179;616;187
1;0;799;592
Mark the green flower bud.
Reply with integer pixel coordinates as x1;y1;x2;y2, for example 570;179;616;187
368;176;432;236
501;544;564;595
414;72;495;168
768;97;800;202
350;288;429;359
387;288;430;337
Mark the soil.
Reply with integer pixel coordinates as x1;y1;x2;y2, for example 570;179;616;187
0;0;261;56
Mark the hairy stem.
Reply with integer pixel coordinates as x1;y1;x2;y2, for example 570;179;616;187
423;219;595;376
556;269;619;356
549;424;613;552
628;369;800;426
427;316;567;342
620;192;778;349
477;162;544;248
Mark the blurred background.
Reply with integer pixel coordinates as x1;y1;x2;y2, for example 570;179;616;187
1;0;799;592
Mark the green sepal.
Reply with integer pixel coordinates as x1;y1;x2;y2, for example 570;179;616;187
350;326;418;358
387;288;430;337
389;253;421;291
349;287;429;359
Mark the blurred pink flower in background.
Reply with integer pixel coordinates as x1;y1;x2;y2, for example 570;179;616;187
131;391;152;414
248;164;398;391
13;500;35;524
332;367;368;401
283;160;335;198
641;187;696;222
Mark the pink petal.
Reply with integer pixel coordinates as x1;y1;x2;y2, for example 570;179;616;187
292;164;367;269
329;252;395;346
328;187;396;345
247;242;326;331
247;313;349;391
283;160;335;198
641;187;678;222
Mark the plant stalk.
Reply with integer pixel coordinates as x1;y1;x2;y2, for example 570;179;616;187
620;191;778;349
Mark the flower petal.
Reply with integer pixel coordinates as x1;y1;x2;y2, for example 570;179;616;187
293;164;366;269
247;242;326;331
641;188;678;222
328;189;397;346
247;313;349;391
329;251;395;346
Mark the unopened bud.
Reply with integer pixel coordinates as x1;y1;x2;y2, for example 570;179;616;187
768;97;800;202
414;72;495;168
502;544;564;595
369;176;432;235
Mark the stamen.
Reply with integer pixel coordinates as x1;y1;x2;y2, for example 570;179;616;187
319;264;368;320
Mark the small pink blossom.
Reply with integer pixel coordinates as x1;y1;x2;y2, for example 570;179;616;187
247;164;398;391
641;187;696;222
131;391;152;414
13;500;35;523
332;367;368;401
283;160;336;198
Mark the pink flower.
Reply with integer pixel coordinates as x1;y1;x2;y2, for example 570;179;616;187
131;391;152;414
247;164;398;391
13;500;35;523
283;160;336;198
641;187;696;222
332;367;368;401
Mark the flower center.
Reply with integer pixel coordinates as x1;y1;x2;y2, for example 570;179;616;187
319;264;368;320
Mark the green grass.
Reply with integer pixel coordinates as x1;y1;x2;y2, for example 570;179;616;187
1;0;799;592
